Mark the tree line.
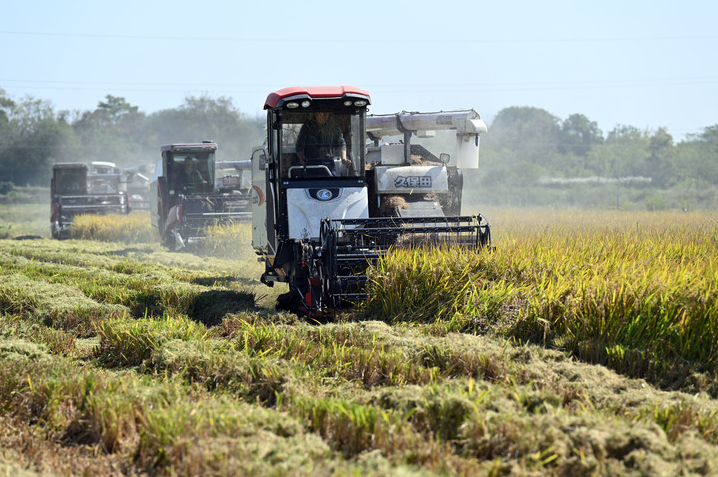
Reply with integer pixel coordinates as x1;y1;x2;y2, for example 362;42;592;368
474;107;718;210
0;89;265;187
0;89;716;209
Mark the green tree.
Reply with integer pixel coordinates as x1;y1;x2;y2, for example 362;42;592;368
677;125;718;186
487;106;560;154
696;125;718;145
73;95;150;167
559;113;603;156
147;95;264;160
480;106;559;189
0;88;15;127
604;125;651;178
646;127;675;187
0;95;75;186
606;124;647;144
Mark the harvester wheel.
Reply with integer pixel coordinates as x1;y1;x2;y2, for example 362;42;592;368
162;233;176;251
276;291;297;312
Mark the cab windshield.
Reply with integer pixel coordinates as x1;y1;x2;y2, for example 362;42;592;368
167;152;215;194
56;169;87;195
279;110;364;179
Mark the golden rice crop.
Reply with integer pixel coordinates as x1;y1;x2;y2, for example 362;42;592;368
70;212;155;243
198;221;253;259
367;210;718;378
67;213;255;260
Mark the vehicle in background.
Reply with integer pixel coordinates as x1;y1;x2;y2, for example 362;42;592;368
50;161;129;239
149;141;251;250
123;163;156;211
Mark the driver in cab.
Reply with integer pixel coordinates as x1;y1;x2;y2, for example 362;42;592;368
296;112;351;175
183;156;206;184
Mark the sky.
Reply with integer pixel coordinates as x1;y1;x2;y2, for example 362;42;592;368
1;0;716;141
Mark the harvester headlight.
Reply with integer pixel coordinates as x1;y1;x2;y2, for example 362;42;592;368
301;100;311;108
354;100;368;107
286;102;299;109
344;100;352;106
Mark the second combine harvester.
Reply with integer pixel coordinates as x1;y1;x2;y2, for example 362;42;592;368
251;86;491;315
150;141;252;249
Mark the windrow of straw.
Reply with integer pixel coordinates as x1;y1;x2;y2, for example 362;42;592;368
0;344;343;476
7;300;718;475
0;273;127;335
0;243;255;321
86;314;718;474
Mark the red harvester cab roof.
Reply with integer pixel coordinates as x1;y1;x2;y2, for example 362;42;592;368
160;142;218;153
264;86;371;109
52;162;89;170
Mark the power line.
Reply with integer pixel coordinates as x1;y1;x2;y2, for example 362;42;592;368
2;76;717;93
0;29;717;44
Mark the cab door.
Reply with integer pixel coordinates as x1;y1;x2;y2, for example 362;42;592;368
251;147;269;254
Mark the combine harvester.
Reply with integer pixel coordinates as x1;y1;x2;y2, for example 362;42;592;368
50;161;131;239
50;161;156;238
150;141;252;250
251;86;491;315
124;163;156;211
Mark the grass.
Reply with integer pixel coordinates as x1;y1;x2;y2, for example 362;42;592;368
0;203;48;238
2;206;718;475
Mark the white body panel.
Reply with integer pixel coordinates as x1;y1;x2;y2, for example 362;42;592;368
374;165;448;194
376;144;405;165
287;187;368;241
456;131;482;170
149;159;163;229
250;148;268;252
366;110;487;170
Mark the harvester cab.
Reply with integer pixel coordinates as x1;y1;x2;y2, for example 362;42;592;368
259;87;371;243
253;86;491;316
150;142;252;250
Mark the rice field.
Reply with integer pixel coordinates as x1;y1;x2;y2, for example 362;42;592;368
1;207;718;476
367;209;718;392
